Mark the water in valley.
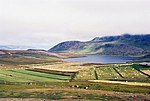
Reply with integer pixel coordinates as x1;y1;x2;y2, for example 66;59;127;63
64;55;136;64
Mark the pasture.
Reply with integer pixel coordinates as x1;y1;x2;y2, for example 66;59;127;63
75;64;150;82
0;62;150;100
0;69;71;82
0;62;149;83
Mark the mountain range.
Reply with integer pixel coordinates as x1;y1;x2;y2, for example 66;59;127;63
49;34;150;56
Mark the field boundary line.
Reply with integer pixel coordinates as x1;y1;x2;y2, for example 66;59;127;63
132;65;150;78
112;66;124;78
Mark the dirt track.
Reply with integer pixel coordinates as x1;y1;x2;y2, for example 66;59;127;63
89;80;150;86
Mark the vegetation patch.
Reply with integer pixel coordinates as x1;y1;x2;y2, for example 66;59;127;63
0;70;68;82
11;69;71;80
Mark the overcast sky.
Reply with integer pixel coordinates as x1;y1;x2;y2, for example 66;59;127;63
0;0;150;49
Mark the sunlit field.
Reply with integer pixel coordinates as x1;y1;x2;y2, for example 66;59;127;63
0;58;150;100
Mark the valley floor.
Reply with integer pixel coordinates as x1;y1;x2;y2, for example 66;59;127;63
0;53;149;101
0;82;150;101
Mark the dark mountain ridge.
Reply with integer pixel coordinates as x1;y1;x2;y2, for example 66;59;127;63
49;34;150;56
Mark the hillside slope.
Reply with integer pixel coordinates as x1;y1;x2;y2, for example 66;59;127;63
49;34;150;56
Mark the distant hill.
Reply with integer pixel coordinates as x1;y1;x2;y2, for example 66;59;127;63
49;34;150;56
0;45;36;50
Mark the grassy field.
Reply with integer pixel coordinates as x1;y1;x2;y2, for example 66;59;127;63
75;64;150;83
0;84;123;101
1;62;149;83
0;81;149;101
0;55;150;100
0;54;62;65
11;69;71;80
0;69;71;82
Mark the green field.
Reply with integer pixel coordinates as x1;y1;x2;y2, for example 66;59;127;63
75;64;150;82
11;69;71;80
0;64;149;83
0;69;71;82
0;62;150;100
0;81;149;100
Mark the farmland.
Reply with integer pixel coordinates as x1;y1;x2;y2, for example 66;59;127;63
0;54;150;100
0;62;149;84
75;64;150;82
0;69;71;82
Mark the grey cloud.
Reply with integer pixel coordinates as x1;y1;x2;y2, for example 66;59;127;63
0;0;150;49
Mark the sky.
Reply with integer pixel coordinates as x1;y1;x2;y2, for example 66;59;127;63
0;0;150;49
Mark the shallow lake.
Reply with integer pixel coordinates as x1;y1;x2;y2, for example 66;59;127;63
64;55;136;64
